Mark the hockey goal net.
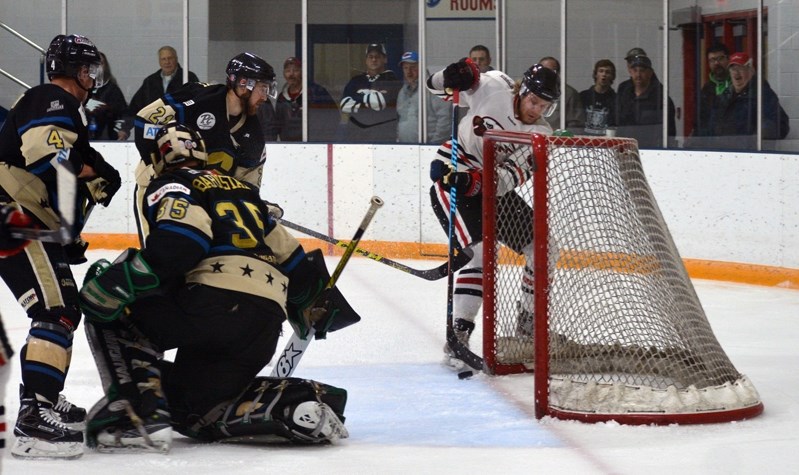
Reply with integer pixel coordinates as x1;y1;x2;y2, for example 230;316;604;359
481;131;763;424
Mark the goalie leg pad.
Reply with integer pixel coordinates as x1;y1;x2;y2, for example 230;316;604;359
188;376;348;444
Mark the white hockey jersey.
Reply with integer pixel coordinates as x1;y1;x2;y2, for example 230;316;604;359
427;69;552;196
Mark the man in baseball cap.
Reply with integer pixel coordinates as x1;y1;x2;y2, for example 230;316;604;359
366;43;387;56
625;47;647;62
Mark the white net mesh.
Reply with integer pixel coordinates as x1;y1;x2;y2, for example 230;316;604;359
484;133;762;421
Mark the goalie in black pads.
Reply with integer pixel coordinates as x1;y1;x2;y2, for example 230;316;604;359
79;122;359;452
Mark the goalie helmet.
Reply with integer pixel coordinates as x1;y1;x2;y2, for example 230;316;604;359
46;34;105;87
226;52;277;98
519;64;560;117
153;122;208;175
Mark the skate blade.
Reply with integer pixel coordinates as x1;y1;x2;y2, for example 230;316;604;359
11;437;84;460
63;421;87;431
442;354;467;371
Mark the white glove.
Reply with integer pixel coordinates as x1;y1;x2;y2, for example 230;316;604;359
358;89;386;111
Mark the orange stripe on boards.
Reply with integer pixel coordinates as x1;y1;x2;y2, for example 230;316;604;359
82;234;799;290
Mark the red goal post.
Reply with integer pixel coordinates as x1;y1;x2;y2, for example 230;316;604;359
481;131;764;425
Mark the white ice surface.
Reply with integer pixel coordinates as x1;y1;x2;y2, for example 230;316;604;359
2;250;798;474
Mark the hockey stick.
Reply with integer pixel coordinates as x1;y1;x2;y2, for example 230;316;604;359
444;88;483;376
271;196;384;378
9;149;78;245
278;218;473;281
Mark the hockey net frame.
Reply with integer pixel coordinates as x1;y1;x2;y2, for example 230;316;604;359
481;131;764;425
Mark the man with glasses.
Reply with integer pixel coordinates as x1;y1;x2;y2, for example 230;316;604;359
691;43;731;139
426;60;559;369
133;52;277;245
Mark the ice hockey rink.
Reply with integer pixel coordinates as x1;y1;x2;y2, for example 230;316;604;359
1;250;798;474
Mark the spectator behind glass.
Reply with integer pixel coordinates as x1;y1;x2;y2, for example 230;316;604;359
469;45;494;73
85;51;128;140
538;56;585;132
338;43;401;143
258;57;336;142
118;45;200;140
616;54;676;148
580;59;617;136
396;52;451;144
711;52;790;146
691;43;731;138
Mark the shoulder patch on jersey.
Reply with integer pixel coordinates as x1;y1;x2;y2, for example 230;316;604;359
146;182;191;206
46;100;64;112
197;113;216;130
143;123;162;140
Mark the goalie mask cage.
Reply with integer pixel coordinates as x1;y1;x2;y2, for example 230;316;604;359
481;131;763;425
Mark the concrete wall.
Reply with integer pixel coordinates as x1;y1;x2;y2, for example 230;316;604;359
86;142;799;270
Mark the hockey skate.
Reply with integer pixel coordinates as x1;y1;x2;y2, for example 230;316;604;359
443;318;475;370
11;394;84;459
86;396;172;453
18;385;87;430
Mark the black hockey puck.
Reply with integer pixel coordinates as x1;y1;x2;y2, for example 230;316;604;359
458;370;474;380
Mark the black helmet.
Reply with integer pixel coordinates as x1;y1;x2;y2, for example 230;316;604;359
153;122;207;175
520;64;560;101
45;34;104;86
226;52;276;97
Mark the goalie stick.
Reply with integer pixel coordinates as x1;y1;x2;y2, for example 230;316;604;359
444;88;484;375
271;195;384;378
9;149;78;245
278;218;473;281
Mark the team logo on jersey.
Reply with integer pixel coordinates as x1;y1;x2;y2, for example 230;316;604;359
472;115;504;137
183;100;195;106
143;123;163;140
147;183;192;206
46;100;64;112
197;113;216;130
18;289;39;311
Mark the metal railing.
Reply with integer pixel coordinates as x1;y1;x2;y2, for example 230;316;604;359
0;20;46;90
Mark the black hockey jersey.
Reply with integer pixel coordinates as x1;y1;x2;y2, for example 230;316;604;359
0;84;98;229
140;167;303;312
134;83;266;186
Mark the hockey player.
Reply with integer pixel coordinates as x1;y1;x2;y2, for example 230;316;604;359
79;122;356;452
0;33;122;459
426;60;560;368
132;52;277;245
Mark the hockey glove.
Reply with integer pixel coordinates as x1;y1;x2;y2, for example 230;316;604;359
63;236;90;265
442;58;480;92
83;150;122;206
429;159;454;182
445;170;482;197
79;249;160;322
0;206;34;257
262;199;284;220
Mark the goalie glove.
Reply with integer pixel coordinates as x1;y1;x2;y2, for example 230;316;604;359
286;249;361;340
79;248;160;322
